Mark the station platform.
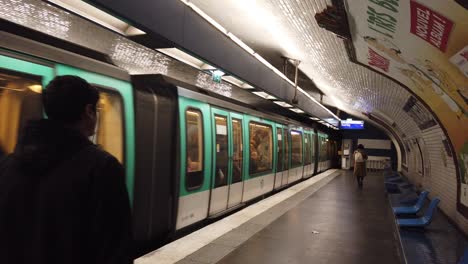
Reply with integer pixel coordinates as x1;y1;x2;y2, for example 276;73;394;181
136;169;402;264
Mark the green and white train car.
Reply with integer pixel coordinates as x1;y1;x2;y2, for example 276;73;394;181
0;33;336;254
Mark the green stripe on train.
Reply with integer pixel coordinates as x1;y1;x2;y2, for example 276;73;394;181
0;53;54;87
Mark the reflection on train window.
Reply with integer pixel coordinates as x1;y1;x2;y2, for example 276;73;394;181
91;89;124;164
232;118;243;183
186;109;204;190
276;128;283;172
214;115;228;187
0;71;42;158
311;134;315;162
291;130;303;167
283;128;289;170
320;137;326;162
304;133;311;165
249;122;272;175
323;138;328;161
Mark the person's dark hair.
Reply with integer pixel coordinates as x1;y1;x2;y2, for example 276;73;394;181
43;75;99;123
357;144;364;149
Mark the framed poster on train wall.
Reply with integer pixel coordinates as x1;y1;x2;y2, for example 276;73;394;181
344;0;468;215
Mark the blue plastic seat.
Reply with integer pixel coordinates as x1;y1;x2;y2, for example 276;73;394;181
385;174;400;180
385;183;401;194
397;198;440;227
393;191;429;215
386;177;404;183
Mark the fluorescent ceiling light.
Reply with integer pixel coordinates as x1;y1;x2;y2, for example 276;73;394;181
212;69;225;77
222;76;256;89
309;117;320;121
253;91;276;100
273;101;293;108
157;48;217;71
289;108;305;114
47;0;145;36
200;64;216;70
157;48;204;69
222;75;243;86
241;83;254;89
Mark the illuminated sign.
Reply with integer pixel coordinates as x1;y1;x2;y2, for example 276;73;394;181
340;119;364;130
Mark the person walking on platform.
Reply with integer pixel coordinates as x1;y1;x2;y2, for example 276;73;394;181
0;76;132;264
353;144;368;188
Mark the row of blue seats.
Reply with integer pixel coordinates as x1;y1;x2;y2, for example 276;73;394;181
385;172;468;264
385;173;440;228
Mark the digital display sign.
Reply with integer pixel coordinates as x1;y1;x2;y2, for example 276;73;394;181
340;120;364;130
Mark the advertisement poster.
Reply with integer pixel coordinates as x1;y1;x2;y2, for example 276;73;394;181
345;1;468;212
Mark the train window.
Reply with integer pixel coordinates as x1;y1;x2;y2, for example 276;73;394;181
249;122;273;175
214;115;228;187
186;109;204;190
304;133;311;165
311;134;315;162
291;130;303;167
0;71;42;158
276;128;283;172
320;137;326;161
232;118;243;183
283;128;290;170
91;89;125;164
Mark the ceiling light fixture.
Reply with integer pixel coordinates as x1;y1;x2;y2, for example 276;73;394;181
241;83;254;89
273;101;293;108
309;117;320;121
253;91;277;100
47;0;145;36
289;108;305;114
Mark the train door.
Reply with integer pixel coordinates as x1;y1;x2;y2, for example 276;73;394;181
288;129;303;183
321;136;326;171
209;108;231;215
242;118;275;202
281;127;290;186
227;112;244;208
303;131;313;178
177;98;211;229
274;124;284;189
0;54;53;158
311;131;317;175
317;135;323;172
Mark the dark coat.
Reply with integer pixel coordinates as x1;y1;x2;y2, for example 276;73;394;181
0;120;132;264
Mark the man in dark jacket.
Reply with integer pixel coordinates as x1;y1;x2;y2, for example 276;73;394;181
0;76;132;264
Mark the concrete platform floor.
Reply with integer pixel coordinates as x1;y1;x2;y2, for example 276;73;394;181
216;171;400;264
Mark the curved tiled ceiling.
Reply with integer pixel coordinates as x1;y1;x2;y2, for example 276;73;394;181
189;0;415;118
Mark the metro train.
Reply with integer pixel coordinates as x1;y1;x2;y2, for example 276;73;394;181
0;31;338;253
